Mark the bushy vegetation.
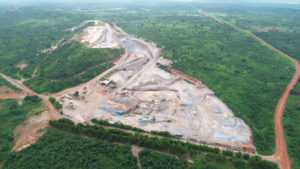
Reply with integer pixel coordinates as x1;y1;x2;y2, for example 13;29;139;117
49;97;62;110
0;7;91;79
150;130;176;138
98;5;294;154
2;129;138;169
139;149;188;169
222;150;234;156
0;96;42;161
206;4;300;61
157;63;171;73
25;42;123;93
51;119;219;156
256;32;300;61
92;119;176;138
38;42;122;80
91;118;145;132
204;4;300;167
48;119;278;169
283;82;300;169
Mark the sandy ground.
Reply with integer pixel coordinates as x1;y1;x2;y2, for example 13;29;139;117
0;86;17;95
54;22;255;152
0;86;25;103
12;110;54;151
77;23;120;49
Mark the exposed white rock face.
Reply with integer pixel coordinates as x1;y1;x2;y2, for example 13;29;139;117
57;21;255;153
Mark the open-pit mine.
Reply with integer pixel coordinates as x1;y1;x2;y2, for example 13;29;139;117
54;21;255;153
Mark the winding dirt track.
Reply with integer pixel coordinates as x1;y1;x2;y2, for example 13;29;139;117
246;31;300;169
0;73;60;118
198;9;300;169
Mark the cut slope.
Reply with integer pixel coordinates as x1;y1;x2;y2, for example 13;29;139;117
55;23;255;152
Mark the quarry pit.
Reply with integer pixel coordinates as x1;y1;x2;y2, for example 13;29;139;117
54;21;256;153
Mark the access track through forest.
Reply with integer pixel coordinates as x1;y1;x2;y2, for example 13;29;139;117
198;9;300;169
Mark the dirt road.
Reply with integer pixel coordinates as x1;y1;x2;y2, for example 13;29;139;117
0;93;25;100
131;145;143;168
0;72;62;151
198;10;224;24
197;9;300;169
0;73;60;118
0;160;3;169
246;31;299;169
234;27;299;169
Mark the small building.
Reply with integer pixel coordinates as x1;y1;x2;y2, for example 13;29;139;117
66;94;73;99
101;80;110;86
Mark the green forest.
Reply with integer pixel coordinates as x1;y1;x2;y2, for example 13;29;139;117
283;82;300;169
0;96;42;161
2;129;138;169
0;3;299;168
25;42;123;93
139;149;188;169
206;4;300;61
96;6;294;155
203;4;300;167
0;7;92;79
2;119;278;169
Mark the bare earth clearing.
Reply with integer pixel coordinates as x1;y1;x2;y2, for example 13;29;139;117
53;22;255;152
0;86;24;100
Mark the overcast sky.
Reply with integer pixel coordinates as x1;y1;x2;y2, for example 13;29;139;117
1;0;300;5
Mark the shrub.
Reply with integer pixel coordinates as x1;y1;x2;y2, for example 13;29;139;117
235;152;243;158
222;149;233;156
233;159;246;169
243;153;250;160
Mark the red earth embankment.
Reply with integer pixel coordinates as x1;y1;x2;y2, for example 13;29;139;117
168;68;199;84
